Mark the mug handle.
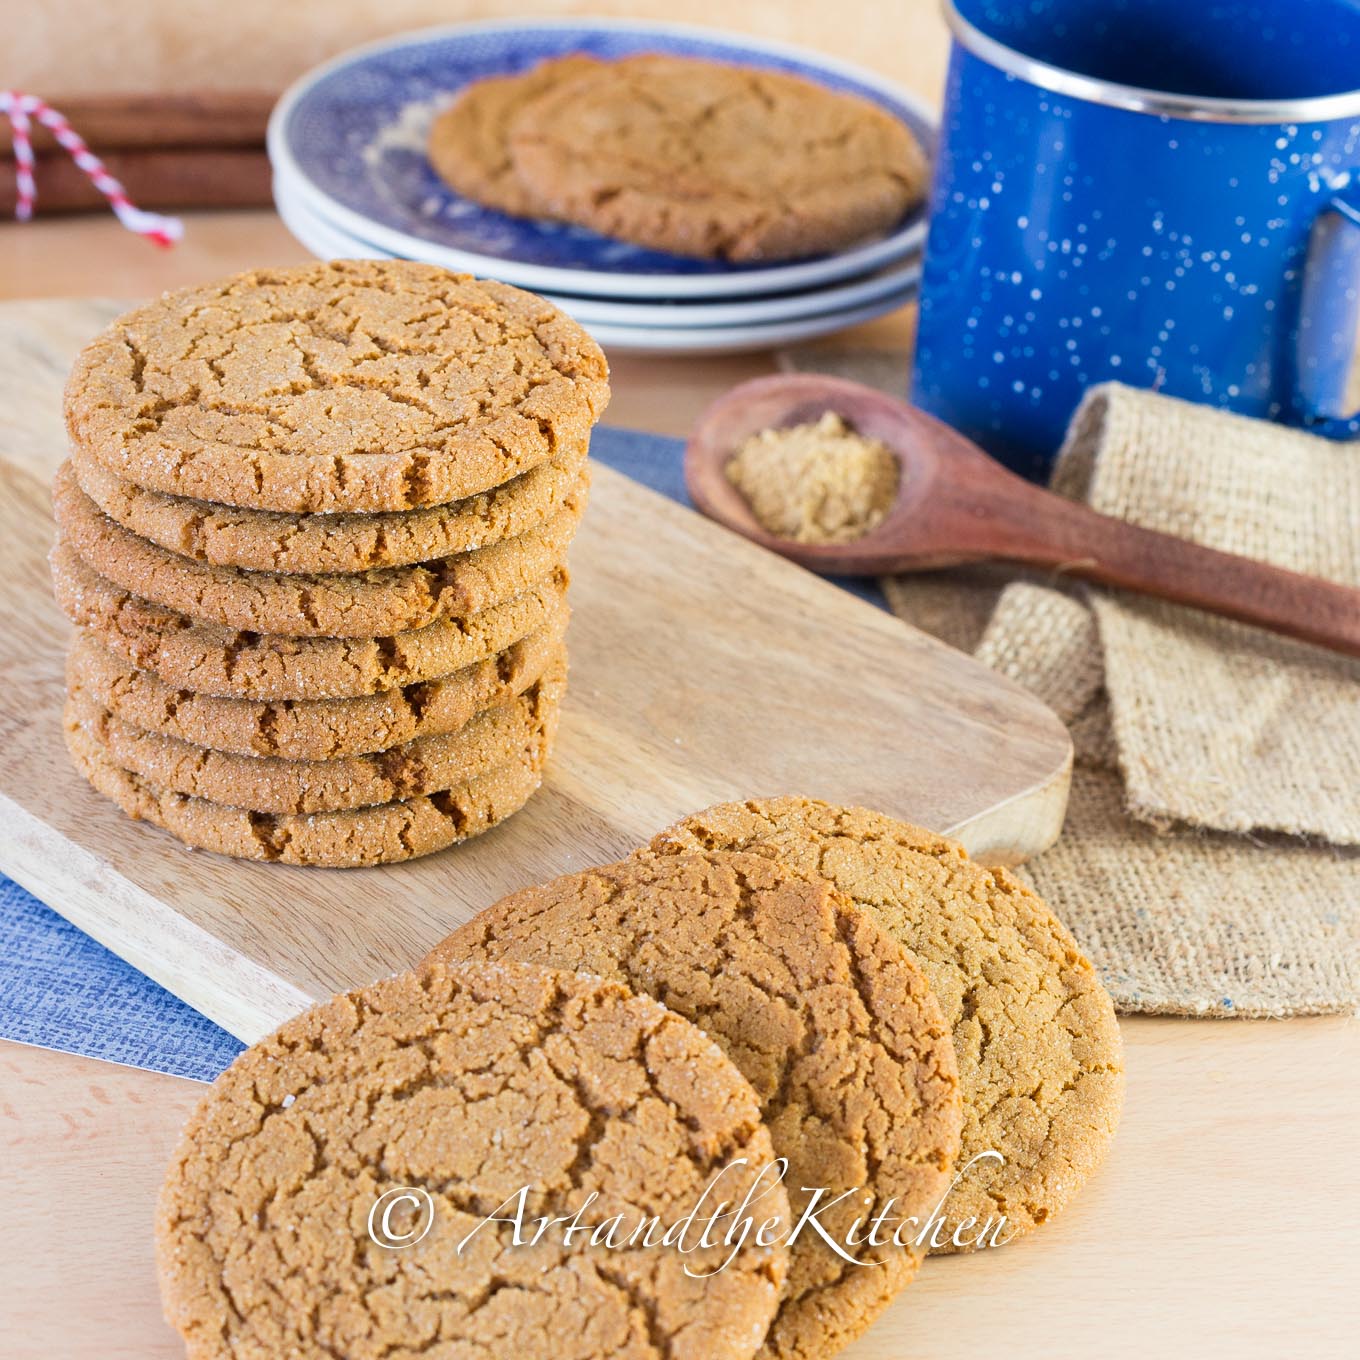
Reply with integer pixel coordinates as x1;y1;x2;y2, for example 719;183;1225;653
1297;190;1360;429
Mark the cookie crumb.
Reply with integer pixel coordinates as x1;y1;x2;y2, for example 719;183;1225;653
725;411;900;544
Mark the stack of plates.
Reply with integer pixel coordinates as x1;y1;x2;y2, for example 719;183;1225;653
268;20;936;355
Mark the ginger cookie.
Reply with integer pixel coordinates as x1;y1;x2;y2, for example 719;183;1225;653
424;849;963;1360
68;651;565;814
508;56;928;262
71;440;588;574
52;540;569;699
66;699;555;865
157;961;790;1358
55;459;586;637
428;55;601;217
65;608;566;760
63;261;609;513
650;798;1124;1252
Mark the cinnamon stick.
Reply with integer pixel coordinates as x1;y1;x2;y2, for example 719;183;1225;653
0;146;272;214
0;92;275;156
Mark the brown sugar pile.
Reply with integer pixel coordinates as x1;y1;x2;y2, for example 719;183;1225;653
725;411;900;544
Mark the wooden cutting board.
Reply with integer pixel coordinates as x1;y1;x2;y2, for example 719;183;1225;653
0;298;1071;1043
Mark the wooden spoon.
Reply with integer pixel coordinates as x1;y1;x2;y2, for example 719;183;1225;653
685;373;1360;658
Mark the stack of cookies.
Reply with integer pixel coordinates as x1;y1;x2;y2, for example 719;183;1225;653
51;261;609;867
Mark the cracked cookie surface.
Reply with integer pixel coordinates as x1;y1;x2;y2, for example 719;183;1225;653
52;540;569;699
428;55;601;217
650;798;1124;1251
66;695;556;865
56;459;586;637
63;261;610;513
157;961;790;1357
71;440;589;574
65;608;566;759
67;649;564;813
507;56;928;262
424;849;962;1360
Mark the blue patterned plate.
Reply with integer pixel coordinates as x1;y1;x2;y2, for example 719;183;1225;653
267;19;937;301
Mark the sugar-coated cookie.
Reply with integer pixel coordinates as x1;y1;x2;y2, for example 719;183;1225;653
651;797;1125;1251
157;961;790;1355
508;56;928;262
64;261;609;513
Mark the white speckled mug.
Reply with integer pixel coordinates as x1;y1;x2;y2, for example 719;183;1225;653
912;0;1360;479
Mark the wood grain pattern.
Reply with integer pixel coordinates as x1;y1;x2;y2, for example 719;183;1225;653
0;299;1070;1043
0;1043;193;1358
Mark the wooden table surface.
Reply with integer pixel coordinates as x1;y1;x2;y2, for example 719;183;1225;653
1;209;1356;1360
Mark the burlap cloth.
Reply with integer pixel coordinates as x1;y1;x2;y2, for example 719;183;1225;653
780;349;1360;1017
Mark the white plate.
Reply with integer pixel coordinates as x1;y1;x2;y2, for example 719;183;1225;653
268;18;937;301
276;176;387;261
579;295;916;354
275;177;922;328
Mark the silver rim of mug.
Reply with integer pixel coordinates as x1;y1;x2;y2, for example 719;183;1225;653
942;0;1360;124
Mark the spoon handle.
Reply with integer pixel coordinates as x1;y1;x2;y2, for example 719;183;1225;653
965;477;1360;658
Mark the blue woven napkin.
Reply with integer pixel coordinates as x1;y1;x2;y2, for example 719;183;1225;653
0;427;883;1082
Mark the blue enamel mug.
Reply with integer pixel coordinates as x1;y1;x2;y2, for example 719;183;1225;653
911;0;1360;480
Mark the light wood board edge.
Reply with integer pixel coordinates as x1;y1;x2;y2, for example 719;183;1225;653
946;745;1072;866
1;793;312;1041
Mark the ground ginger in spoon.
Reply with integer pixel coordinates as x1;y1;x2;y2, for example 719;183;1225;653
725;410;900;543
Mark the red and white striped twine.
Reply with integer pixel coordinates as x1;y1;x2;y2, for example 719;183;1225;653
1;91;183;246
